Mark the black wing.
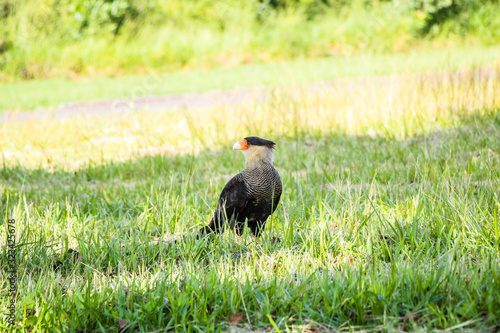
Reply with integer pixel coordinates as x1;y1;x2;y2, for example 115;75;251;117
198;173;248;235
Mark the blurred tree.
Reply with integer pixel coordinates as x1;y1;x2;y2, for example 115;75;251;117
404;0;493;35
256;0;344;20
68;0;151;37
0;0;13;18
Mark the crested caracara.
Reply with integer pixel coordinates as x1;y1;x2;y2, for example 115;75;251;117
198;137;282;238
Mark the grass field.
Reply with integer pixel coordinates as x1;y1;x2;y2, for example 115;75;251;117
2;46;500;111
1;63;500;331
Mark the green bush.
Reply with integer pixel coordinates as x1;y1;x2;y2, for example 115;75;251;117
0;0;13;18
69;0;142;37
403;0;498;36
256;0;342;20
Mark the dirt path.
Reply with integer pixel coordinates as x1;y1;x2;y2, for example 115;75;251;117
1;86;275;122
1;77;373;122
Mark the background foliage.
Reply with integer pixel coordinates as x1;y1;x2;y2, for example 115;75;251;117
1;0;499;80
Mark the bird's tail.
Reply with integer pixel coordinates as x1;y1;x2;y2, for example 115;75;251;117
197;209;226;238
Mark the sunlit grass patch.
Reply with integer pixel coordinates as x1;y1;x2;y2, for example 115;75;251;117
2;65;499;171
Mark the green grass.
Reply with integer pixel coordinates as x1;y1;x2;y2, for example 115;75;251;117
2;45;500;111
1;65;500;331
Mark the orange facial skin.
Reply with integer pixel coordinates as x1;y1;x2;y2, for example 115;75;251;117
238;139;249;150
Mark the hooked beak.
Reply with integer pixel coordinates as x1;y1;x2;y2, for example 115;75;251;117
233;139;249;150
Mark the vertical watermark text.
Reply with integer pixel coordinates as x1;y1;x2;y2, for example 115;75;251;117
6;218;17;326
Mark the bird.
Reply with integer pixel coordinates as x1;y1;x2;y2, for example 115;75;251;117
198;136;282;238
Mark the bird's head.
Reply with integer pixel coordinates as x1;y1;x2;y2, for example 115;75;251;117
233;136;276;169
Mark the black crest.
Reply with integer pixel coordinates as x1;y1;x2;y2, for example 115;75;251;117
245;137;276;149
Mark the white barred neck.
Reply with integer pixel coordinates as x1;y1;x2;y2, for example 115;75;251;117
241;145;274;170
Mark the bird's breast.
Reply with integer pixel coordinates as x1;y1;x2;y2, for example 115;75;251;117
242;164;281;201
